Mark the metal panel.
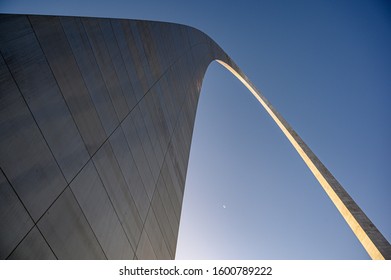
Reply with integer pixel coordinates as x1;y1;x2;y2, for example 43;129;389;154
1;18;89;183
110;19;145;101
121;115;156;200
0;169;33;259
144;209;171;259
0;15;31;42
7;227;56;260
155;173;180;245
151;190;176;257
38;187;106;259
122;20;151;94
60;17;119;136
160;157;182;221
130;106;160;182
83;18;129;121
109;127;150;221
138;95;165;169
70;160;134;259
99;19;138;111
136;230;157;260
0;54;67;221
29;15;107;156
92;141;142;250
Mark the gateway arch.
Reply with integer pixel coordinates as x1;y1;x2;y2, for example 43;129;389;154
0;14;390;260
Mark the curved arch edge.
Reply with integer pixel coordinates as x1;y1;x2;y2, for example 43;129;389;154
214;59;391;260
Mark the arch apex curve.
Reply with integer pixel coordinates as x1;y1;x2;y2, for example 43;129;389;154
0;14;389;260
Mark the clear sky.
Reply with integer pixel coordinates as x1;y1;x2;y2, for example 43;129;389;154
1;0;390;259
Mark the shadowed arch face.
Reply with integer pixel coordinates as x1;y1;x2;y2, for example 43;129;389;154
0;14;389;260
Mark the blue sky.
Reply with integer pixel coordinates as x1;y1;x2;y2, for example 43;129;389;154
1;0;390;259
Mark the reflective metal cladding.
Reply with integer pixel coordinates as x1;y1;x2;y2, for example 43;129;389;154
0;14;389;260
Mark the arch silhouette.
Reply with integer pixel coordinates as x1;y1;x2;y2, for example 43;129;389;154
0;14;389;260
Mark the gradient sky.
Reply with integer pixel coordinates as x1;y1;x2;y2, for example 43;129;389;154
1;0;390;259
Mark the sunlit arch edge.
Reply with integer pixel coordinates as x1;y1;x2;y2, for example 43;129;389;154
211;59;391;260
